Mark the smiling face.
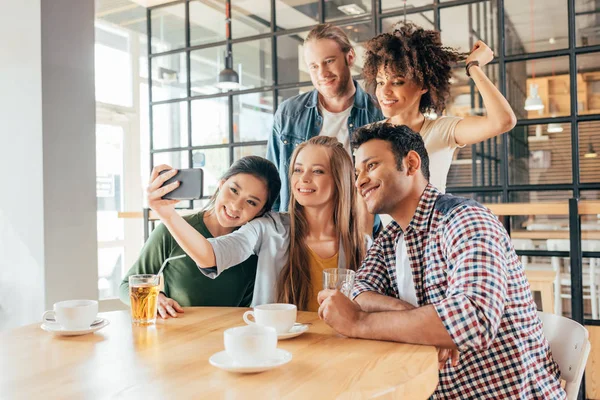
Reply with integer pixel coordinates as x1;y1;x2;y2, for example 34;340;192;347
375;65;427;118
213;173;268;228
354;139;411;215
304;39;354;101
290;144;335;209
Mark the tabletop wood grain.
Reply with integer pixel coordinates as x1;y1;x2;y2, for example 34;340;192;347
0;307;438;399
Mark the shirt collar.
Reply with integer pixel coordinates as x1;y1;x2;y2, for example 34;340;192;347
306;80;367;110
407;183;441;233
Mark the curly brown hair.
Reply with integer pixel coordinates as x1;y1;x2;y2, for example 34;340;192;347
362;22;467;114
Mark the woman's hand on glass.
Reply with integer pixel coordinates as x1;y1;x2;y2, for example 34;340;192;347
147;164;180;219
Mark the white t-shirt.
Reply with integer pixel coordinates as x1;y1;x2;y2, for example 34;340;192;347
318;101;353;155
395;232;418;307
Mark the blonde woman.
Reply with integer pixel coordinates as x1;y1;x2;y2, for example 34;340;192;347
147;136;364;311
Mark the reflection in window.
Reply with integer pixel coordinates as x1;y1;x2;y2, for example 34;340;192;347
191;97;229;146
234;145;267;160
152;102;188;150
151;3;186;52
234;92;273;142
576;0;600;47
276;0;319;30
508;124;573;185
192;148;230;195
577;53;600;115
382;0;432;12
579;122;600;184
504;0;568;56
440;1;497;54
382;12;434;33
506;57;570;120
325;0;371;21
151;53;187;102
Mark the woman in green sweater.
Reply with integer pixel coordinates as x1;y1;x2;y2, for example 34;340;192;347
119;156;281;319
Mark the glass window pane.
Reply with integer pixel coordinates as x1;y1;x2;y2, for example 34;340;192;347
191;97;229;146
446;64;500;118
191;45;226;96
577;52;600;115
325;0;370;21
441;2;498;55
151;3;186;52
151;53;188;101
278;85;314;103
446;136;504;188
504;0;568;56
579;121;600;184
337;22;373;77
383;0;432;12
98;247;124;300
234;145;268;160
382;11;435;32
232;1;271;38
506;57;571;120
192;148;230;195
276;0;319;31
234;92;274;143
152;102;188;150
190;1;225;46
277;30;310;85
153;151;190;169
232;38;273;89
576;1;600;47
508;124;572;185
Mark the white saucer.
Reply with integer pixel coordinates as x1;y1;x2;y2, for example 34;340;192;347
209;348;292;373
40;317;110;336
278;324;309;340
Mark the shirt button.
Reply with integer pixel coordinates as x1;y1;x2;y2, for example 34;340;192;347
283;140;288;144
349;123;354;128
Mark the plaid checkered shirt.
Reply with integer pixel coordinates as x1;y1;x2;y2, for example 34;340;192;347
352;184;565;399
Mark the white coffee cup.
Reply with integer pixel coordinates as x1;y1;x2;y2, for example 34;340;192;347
243;303;297;334
42;300;98;330
224;324;278;365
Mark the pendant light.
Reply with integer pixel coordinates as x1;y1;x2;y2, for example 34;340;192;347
524;0;544;112
216;0;240;90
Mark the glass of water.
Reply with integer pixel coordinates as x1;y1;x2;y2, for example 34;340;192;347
322;268;356;297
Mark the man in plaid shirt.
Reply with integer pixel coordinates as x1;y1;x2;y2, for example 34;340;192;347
318;123;565;399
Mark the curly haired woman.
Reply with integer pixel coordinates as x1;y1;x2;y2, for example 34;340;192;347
362;23;516;192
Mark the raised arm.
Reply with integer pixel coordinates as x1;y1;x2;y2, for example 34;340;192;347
454;41;517;146
147;165;217;267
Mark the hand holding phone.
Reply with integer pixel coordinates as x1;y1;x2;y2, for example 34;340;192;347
159;168;204;200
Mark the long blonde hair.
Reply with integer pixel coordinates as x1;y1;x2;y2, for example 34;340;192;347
276;136;364;310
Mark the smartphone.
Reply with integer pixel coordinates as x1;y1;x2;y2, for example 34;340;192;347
159;168;204;200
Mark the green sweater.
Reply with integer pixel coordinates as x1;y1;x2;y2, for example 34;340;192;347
119;212;257;307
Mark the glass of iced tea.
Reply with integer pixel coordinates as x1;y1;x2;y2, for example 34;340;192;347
129;274;159;325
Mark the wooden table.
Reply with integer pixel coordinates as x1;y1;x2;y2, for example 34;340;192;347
0;307;439;399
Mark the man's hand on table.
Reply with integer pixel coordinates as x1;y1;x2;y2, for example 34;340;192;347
317;289;365;337
157;293;184;319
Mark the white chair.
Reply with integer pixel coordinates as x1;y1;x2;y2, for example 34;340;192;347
538;312;591;399
547;239;600;319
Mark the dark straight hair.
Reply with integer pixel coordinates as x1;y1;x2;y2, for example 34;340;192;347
203;156;281;216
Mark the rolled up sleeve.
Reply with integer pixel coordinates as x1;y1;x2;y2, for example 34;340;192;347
434;209;508;352
351;241;391;300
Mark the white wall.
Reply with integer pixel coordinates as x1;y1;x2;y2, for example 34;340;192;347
0;0;98;330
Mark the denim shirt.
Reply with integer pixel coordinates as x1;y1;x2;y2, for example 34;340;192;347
267;80;384;211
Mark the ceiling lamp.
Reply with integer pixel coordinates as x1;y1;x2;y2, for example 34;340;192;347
524;83;544;111
216;0;239;90
547;122;563;133
584;142;598;158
